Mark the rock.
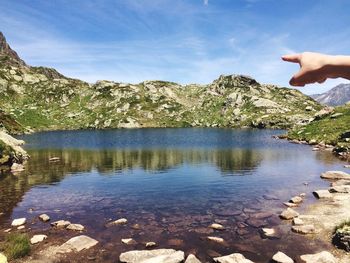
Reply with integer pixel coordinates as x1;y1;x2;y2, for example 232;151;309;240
51;220;71;228
272;251;294;263
300;251;336;263
213;253;254;263
59;235;98;253
39;214;50;222
280;208;299;220
185;254;201;263
66;223;85;231
292;218;304;225
11;217;26;226
313;190;332;199
30;234;47;244
122;238;137;245
49;157;60;162
119;249;185;263
305;106;313;111
291;225;315;234
290;196;303;204
283;202;298;208
300;193;306;197
330;113;343;118
17;225;25;230
261;228;278;238
345;165;350;168
329;185;350;193
11;163;24;172
207;236;225;243
321;171;350;180
0;253;7;263
246;218;267;228
145;242;157;248
109;218;128;225
209;223;225;230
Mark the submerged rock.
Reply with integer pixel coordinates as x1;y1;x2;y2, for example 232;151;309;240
108;218;128;226
30;234;47;244
51;220;71;228
272;251;293;263
119;249;185;263
185;254;201;263
213;253;255;263
11;217;26;227
59;235;98;253
66;223;85;231
300;251;336;263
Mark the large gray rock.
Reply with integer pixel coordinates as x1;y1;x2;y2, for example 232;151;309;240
185;254;202;263
213;253;255;263
300;251;336;263
59;235;98;253
272;251;294;263
119;249;185;263
321;171;350;180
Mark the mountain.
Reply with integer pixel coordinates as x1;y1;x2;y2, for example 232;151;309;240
311;84;350;106
0;31;322;134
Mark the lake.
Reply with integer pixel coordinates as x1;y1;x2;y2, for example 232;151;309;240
0;128;347;262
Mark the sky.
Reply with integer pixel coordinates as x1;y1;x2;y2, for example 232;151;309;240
1;0;350;95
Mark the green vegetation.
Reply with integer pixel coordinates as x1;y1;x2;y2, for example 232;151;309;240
288;104;350;149
0;233;30;260
335;219;350;233
0;139;13;165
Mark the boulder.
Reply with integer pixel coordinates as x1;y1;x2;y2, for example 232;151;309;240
30;234;47;244
119;249;185;263
11;217;26;227
313;190;332;199
292;225;315;234
185;254;201;263
280;208;299;220
213;253;255;263
321;171;350;180
272;251;294;263
59;235;98;253
300;251;336;263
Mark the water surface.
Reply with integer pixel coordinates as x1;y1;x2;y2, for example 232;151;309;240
0;128;347;262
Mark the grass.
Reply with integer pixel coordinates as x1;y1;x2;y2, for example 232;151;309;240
335;219;350;233
0;233;31;260
288;104;350;146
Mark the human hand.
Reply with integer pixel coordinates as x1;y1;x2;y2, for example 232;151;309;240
282;52;333;86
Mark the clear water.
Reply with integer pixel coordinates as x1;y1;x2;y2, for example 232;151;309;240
0;128;347;262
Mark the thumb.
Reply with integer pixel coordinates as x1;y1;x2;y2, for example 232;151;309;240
282;54;301;63
290;68;307;86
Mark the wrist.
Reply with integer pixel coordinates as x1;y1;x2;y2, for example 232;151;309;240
323;55;350;78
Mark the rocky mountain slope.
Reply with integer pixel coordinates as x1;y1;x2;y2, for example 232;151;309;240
0;32;322;135
311;84;350;106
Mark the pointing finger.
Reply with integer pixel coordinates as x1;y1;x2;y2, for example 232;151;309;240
282;54;301;63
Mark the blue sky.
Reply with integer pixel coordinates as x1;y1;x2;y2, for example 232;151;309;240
1;0;350;94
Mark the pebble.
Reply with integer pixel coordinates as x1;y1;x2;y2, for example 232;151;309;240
11;218;26;227
145;242;157;248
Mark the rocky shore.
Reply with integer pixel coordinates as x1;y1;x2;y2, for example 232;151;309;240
0;131;28;169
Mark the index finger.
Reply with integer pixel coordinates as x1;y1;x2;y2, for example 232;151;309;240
282;54;301;63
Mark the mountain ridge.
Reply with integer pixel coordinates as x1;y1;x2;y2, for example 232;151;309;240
311;84;350;106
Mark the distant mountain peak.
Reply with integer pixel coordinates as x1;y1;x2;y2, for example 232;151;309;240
0;31;27;67
311;84;350;106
